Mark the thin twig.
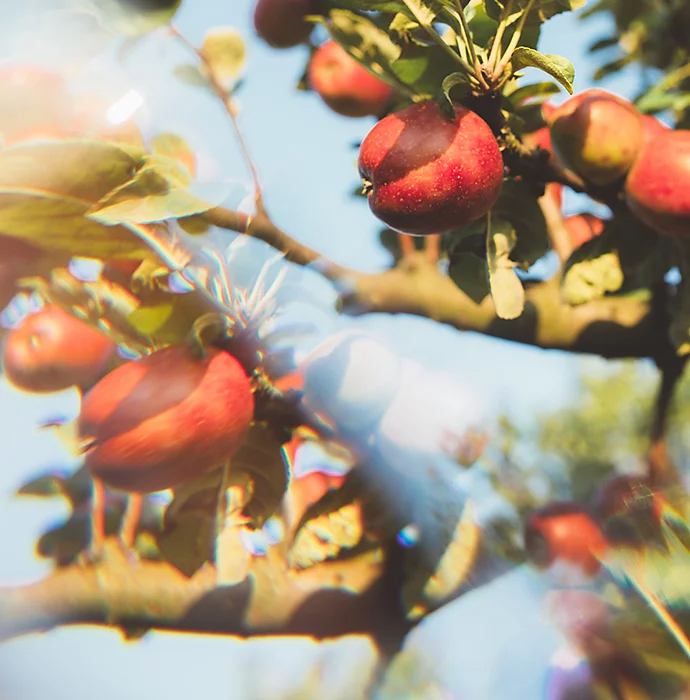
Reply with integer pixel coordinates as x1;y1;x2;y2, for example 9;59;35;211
453;0;489;89
539;188;572;266
495;0;536;77
168;24;262;199
488;0;514;76
401;0;478;79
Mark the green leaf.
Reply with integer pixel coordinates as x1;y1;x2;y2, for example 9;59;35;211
563;252;624;306
0;140;153;258
448;253;490;304
562;214;664;305
487;216;525;320
127;303;174;336
506;81;561;107
16;474;66;498
233;423;289;528
440;72;473;115
201;27;246;91
314;10;401;88
157;469;221;577
90;0;182;36
491;180;549;268
389;12;418;40
390;43;459;98
511;47;574;94
178;215;211;235
150;133;196;178
484;0;585;22
173;64;212;88
87;157;233;225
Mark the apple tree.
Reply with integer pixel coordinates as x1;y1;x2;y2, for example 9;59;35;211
1;0;690;697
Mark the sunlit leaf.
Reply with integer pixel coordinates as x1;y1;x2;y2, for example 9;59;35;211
511;48;575;94
201;27;246;91
487;216;525;320
150;133;197;179
0;139;151;258
563;252;624;306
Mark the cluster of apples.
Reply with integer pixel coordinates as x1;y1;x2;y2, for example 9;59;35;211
2;305;255;495
252;0;506;236
540;89;689;243
253;0;394;119
524;472;670;579
525;473;676;692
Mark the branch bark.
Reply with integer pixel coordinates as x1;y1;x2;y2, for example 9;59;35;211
201;202;673;360
0;538;408;652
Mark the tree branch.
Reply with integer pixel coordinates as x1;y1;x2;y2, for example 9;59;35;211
0;539;406;650
201;206;672;361
647;353;688;485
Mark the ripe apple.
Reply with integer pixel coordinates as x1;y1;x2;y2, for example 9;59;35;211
524;502;607;577
590;474;667;548
640;114;668;147
0;64;69;146
625;129;690;237
308;41;394;119
2;305;116;393
253;0;314;49
79;345;254;493
358;100;504;235
548;89;643;186
563;213;606;248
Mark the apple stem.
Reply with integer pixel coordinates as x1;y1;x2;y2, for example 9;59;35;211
401;0;478;83
539;189;573;265
487;0;514;78
425;233;441;264
494;0;537;79
120;493;144;550
399;233;416;260
168;23;263;204
453;0;490;90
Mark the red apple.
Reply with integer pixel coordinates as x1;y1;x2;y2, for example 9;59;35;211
548;89;643;186
358;100;503;235
0;64;69;146
640;114;669;147
625;129;690;237
590;474;667;547
79;345;254;493
253;0;314;49
563;213;606;248
3;305;116;393
524;502;607;577
308;41;394;119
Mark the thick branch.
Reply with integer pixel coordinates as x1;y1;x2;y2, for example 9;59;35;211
0;539;404;650
201;206;671;360
344;255;671;360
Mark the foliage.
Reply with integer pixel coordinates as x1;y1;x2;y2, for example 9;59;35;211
1;0;690;697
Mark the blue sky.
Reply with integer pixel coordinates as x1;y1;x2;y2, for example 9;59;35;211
0;1;645;698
